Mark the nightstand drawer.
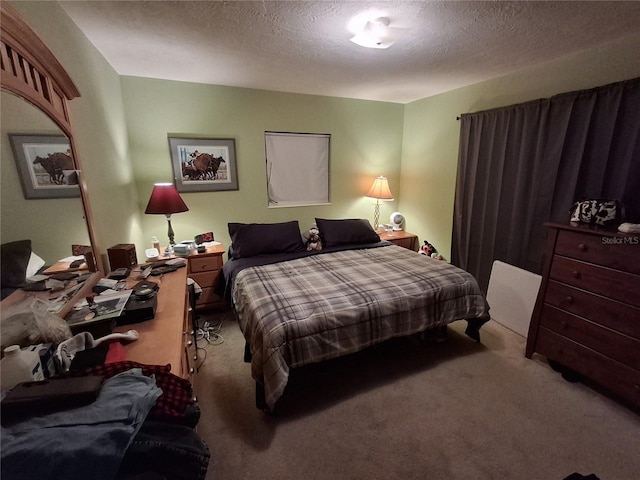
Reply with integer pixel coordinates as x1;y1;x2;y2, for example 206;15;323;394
379;231;418;251
197;287;222;306
540;304;640;370
189;270;219;289
555;229;640;274
189;255;222;273
545;280;640;338
550;256;640;307
390;237;416;250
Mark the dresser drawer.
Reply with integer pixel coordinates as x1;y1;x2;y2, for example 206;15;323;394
555;228;640;274
540;304;640;370
189;255;223;273
536;327;640;407
550;256;640;307
545;280;640;339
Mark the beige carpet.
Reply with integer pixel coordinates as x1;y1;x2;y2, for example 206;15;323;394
193;313;639;480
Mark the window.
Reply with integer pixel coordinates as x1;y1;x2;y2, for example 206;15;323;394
265;131;330;207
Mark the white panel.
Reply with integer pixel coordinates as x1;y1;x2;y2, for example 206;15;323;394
486;261;542;338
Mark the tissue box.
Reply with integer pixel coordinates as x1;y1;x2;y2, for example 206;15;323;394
173;241;195;256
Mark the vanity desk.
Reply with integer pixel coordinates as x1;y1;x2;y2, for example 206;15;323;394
114;266;196;381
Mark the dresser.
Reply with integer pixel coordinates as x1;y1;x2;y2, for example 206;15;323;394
114;266;199;384
186;244;226;311
378;230;418;251
526;223;640;408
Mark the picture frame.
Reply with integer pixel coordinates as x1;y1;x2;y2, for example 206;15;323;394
168;136;239;192
9;134;80;199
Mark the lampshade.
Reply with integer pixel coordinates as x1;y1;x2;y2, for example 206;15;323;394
350;17;409;49
145;183;189;215
366;176;394;200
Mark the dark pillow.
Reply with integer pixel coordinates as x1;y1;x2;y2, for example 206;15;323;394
228;221;306;259
1;239;32;287
315;218;380;248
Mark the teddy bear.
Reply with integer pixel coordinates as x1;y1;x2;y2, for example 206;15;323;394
304;225;322;251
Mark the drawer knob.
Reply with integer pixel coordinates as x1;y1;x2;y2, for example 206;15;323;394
560;321;568;329
565;296;574;304
577;243;586;251
572;271;581;279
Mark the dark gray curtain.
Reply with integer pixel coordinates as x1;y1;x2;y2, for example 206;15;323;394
452;77;640;293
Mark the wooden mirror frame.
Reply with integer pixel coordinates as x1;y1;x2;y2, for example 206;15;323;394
1;3;104;316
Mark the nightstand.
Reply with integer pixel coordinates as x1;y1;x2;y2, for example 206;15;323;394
186;244;226;311
378;230;418;251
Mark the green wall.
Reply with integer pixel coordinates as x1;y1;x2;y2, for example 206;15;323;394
400;33;640;259
121;77;404;252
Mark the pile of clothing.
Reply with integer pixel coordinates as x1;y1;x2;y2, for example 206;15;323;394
1;354;209;480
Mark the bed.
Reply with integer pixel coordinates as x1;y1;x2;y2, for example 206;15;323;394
222;219;490;411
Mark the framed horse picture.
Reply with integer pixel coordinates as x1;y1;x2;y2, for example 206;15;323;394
168;136;239;193
9;134;80;199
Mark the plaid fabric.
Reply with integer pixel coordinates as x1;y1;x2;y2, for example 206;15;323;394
62;361;195;424
232;245;490;410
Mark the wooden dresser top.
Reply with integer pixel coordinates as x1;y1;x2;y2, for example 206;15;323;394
115;267;187;374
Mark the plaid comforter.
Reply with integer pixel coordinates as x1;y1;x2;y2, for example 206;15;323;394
232;244;490;410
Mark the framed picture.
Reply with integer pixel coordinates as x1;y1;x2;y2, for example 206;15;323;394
168;136;239;192
9;134;80;199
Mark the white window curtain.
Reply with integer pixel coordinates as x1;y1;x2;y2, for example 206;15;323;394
265;132;330;207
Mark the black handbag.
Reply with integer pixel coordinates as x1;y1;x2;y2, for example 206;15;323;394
569;199;626;226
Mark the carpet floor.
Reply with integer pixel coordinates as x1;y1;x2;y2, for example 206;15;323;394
192;313;639;480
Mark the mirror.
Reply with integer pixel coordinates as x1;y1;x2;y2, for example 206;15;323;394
1;90;91;265
1;3;103;317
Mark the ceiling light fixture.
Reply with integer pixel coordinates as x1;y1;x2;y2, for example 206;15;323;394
350;17;408;49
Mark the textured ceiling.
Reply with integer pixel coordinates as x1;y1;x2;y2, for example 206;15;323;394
59;1;640;104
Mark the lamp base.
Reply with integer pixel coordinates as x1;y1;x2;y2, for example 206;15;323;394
166;215;176;248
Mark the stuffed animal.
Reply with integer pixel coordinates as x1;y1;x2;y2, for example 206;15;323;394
419;240;444;260
304;225;322;251
419;240;435;256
